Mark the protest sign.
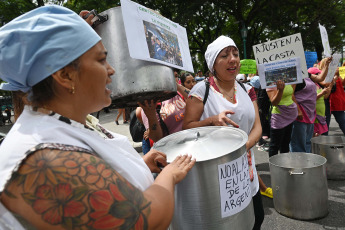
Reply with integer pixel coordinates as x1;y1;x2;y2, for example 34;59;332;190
324;54;341;83
218;152;251;218
240;59;257;74
339;67;345;79
257;57;303;89
252;33;308;79
305;51;318;69
319;24;331;57
120;0;194;72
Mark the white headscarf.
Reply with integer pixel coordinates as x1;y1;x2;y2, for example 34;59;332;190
204;35;238;74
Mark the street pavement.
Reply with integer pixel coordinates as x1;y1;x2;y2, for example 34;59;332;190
1;109;344;229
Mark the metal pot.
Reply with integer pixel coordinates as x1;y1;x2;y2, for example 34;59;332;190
153;126;254;230
311;136;345;180
269;153;328;220
94;7;176;108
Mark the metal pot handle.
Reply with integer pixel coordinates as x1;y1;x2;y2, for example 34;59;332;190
289;171;304;175
330;145;344;149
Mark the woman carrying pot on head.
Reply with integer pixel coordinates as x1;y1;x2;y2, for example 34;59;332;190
182;35;264;229
0;6;195;229
139;70;191;144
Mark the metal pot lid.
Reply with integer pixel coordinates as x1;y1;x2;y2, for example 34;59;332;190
153;126;248;162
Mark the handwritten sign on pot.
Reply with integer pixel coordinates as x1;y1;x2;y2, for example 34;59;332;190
120;0;194;72
252;33;308;79
218;152;251;218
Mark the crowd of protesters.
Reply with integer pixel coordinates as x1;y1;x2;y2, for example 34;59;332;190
1;5;345;230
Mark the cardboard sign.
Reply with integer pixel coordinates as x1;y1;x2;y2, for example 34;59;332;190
218;152;251;218
120;0;194;72
252;33;308;79
240;59;257;74
325;54;341;83
305;51;318;69
319;24;331;57
339;67;345;79
257;57;303;89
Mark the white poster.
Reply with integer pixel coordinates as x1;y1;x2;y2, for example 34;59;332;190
325;54;341;83
120;0;194;72
252;33;308;79
218;152;251;218
319;24;331;57
257;57;303;89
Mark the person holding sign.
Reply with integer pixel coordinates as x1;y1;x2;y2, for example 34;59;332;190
266;81;298;157
289;57;332;153
183;35;264;229
0;6;195;229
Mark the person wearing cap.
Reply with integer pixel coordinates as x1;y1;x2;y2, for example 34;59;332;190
289;57;332;153
0;6;195;229
236;73;246;82
183;35;264;229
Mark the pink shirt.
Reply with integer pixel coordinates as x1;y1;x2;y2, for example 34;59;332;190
142;93;186;136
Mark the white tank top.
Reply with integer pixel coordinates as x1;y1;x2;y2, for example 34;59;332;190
190;81;259;196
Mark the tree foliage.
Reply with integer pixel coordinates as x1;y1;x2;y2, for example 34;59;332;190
1;0;344;71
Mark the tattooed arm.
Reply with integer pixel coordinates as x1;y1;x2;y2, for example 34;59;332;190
138;100;164;142
1;149;195;229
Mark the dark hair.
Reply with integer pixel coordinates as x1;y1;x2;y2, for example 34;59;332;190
180;73;193;86
30;58;80;107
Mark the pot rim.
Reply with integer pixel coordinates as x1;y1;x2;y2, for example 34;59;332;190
153;126;248;163
269;152;327;169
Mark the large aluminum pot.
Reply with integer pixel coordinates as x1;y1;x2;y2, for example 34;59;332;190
311;136;345;180
95;7;176;108
153;126;254;230
269;153;328;220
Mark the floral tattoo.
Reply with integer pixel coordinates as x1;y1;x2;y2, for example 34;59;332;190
6;148;151;229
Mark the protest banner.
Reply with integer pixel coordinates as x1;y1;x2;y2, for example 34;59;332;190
257;57;303;89
120;0;194;72
339;67;345;79
218;152;251;218
305;51;318;69
252;33;308;79
240;59;257;74
324;54;341;83
319;24;331;57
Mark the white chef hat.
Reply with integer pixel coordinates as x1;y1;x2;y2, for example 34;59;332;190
204;35;238;74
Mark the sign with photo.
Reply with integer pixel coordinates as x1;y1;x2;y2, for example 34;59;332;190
252;33;308;79
257;57;303;89
120;0;194;72
319;24;331;57
240;59;257;74
305;51;318;69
